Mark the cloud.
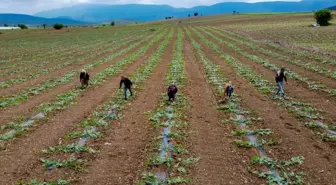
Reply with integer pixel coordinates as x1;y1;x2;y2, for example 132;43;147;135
0;0;300;14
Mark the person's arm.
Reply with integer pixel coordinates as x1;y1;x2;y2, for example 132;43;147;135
175;87;178;93
120;80;123;89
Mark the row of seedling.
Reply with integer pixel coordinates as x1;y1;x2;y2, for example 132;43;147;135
0;29;163;109
217;26;336;66
138;28;198;185
186;28;305;185
205;26;336;80
196;27;336;96
15;28;176;185
0;32;124;71
190;27;335;142
0;29;169;141
0;26;158;66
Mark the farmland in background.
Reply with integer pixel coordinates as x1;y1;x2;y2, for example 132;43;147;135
0;13;335;185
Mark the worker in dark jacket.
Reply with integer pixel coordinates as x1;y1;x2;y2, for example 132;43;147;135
120;76;133;100
80;69;90;88
275;68;288;96
167;84;178;101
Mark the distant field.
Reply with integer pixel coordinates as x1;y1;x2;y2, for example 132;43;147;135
0;13;335;185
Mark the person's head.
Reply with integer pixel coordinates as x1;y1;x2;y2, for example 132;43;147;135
81;69;86;73
121;76;125;80
280;68;285;72
229;81;232;84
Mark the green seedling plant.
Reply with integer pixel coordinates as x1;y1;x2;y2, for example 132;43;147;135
14;179;74;185
40;156;87;171
40;143;96;154
234;140;255;148
250;155;305;185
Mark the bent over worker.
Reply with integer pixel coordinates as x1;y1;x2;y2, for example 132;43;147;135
119;76;133;100
167;84;178;101
79;69;90;88
224;81;234;98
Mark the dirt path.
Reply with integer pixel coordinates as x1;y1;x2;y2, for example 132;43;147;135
0;35;144;96
0;34;164;125
183;30;260;185
189;29;336;184
75;29;176;185
0;34;166;185
196;27;336;123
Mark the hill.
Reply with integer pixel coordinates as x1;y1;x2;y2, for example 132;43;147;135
35;0;336;22
0;14;86;26
328;5;336;10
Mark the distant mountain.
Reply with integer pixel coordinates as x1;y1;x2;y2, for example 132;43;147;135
0;14;86;26
34;0;336;22
328;5;336;10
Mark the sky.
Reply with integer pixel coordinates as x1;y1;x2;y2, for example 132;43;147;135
0;0;301;14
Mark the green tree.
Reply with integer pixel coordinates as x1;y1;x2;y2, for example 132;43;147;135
18;24;28;29
42;24;46;29
111;21;115;26
314;9;333;26
194;12;198;17
4;24;8;27
53;23;64;30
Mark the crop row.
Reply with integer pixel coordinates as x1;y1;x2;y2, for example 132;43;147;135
196;27;336;96
190;27;335;142
138;28;198;184
0;31;147;89
205;26;336;80
0;26;158;63
0;29;147;75
0;28;169;141
0;30;161;109
186;28;306;185
217;26;336;66
14;28;176;185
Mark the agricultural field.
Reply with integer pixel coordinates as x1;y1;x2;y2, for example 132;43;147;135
0;13;335;185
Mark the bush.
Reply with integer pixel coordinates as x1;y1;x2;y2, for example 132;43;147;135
18;24;28;29
53;24;64;30
111;21;115;26
314;9;333;26
4;24;8;27
194;12;198;16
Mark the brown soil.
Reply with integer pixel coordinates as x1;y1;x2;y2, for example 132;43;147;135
0;32;165;184
0;34;163;126
204;27;336;88
212;27;336;71
195;27;336;123
76;31;176;185
0;35;143;96
183;30;261;184
188;27;336;184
